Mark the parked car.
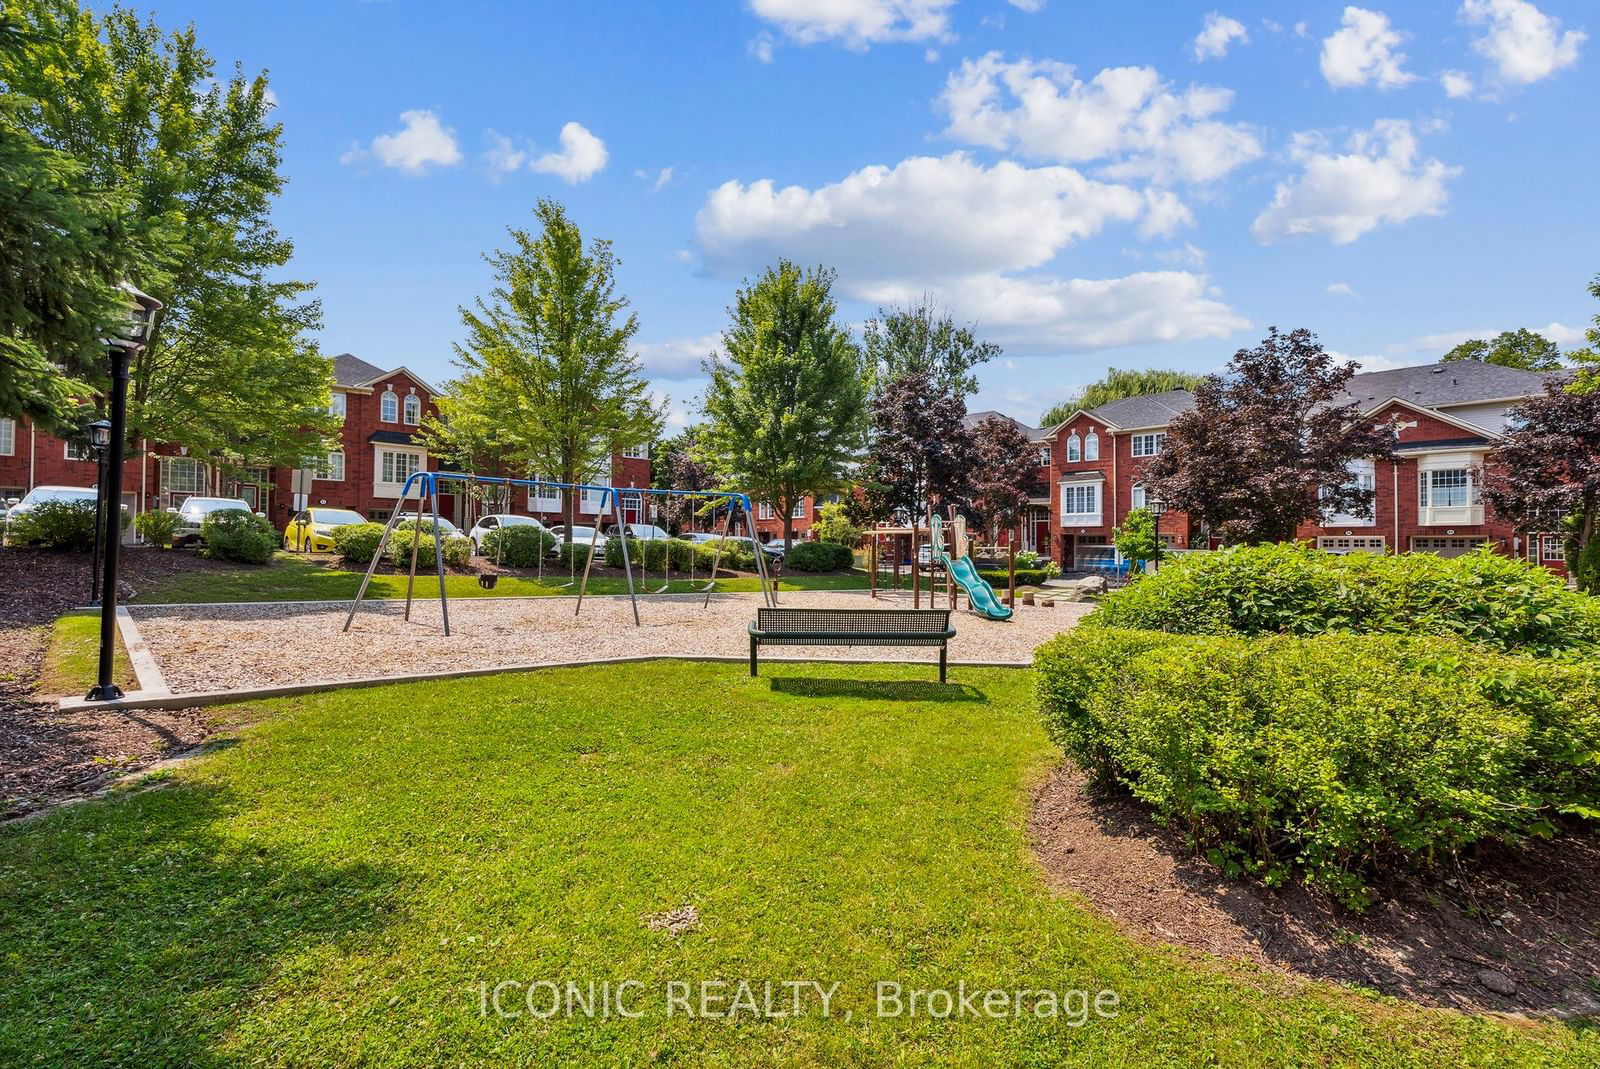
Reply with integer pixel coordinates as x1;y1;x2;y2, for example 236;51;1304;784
682;531;784;565
620;522;670;541
549;524;601;549
171;496;259;548
467;513;547;556
283;506;368;553
2;485;103;543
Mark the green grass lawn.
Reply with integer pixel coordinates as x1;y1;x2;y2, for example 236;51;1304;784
134;551;870;604
1;661;1590;1066
35;610;136;696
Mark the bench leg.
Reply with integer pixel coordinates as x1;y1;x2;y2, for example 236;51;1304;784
939;645;947;684
750;635;758;677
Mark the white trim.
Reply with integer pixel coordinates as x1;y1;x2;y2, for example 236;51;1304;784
1357;396;1506;440
0;417;14;456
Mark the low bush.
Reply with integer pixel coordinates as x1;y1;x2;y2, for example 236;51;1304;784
480;525;556;567
4;500;109;550
382;531;472;570
786;540;852;571
133;508;179;548
1088;542;1599;658
694;539;755;573
1035;627;1600;907
199;509;277;565
978;567;1054;587
639;538;696;573
442;535;472;569
604;536;640;567
332;523;387;566
556;541;593;571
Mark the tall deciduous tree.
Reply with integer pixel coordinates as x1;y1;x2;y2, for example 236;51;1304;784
1038;367;1207;429
651;426;715;533
1481;380;1600;593
1142;328;1396;545
450;199;662;536
968;414;1037;538
698;261;866;549
3;1;336;465
859;370;974;525
1442;328;1565;371
1569;272;1600;394
861;297;999;398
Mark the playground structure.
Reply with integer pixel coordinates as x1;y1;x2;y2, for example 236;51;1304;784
866;510;1015;621
342;470;773;636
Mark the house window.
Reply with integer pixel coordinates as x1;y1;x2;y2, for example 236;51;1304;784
1130;484;1164;515
791;498;807;519
161;456;208;495
1324;459;1376;526
528;477;561;511
379;449;422;485
380;390;399;423
0;418;14;456
1131;432;1166;458
329;392;346;420
1060;483;1099;517
65;439;92;461
579;476;610;514
1066;434;1081;462
1541;535;1563;561
316;451;345;481
1419;468;1470;509
622;443;648;460
1036;446;1050;467
759;502;775;520
1084;431;1099;461
402;393;421;425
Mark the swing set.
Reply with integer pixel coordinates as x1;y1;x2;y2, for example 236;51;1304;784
341;470;773;637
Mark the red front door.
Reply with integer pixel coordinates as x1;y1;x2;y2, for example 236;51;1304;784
1033;519;1051;557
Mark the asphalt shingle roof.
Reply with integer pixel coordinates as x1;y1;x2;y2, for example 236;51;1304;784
964;409;1042;439
1085;389;1197;429
331;353;388;387
1331;361;1552;410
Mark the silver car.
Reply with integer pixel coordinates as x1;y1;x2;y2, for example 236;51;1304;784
171;496;257;548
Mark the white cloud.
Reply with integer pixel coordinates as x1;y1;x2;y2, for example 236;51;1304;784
1293;21;1309;38
1251;120;1459;245
1320;7;1418;89
1439;69;1476;97
484;131;527;177
347;109;462;173
1152;242;1208;268
1391;321;1587;352
1327;282;1358;296
749;32;775;63
1008;0;1045;11
1462;0;1586;85
637;334;722;379
636;166;674;191
696;152;1245;354
530;122;608;184
938;53;1262;183
748;0;955;50
1541;322;1586;347
1192;13;1250;61
1138;189;1194;238
1332;349;1433;373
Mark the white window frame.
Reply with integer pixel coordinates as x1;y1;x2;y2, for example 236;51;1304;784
527;477;561;511
791;498;807;519
329;392;346;420
1323;459;1376;527
380;390;399;423
1417;456;1483;526
402;393;421;425
1317;536;1386;555
1541;534;1563;561
579;475;610;514
316;451;345;482
621;443;648;460
375;446;424;495
161;456;208;495
65;439;92;461
1035;446;1050;467
1066;433;1081;462
758;501;775;520
0;417;14;456
1131;432;1166;458
1130;483;1164;516
1059;482;1101;524
1084;431;1099;461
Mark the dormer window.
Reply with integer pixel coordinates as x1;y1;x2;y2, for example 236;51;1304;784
1084;431;1099;461
1066;433;1081;462
403;393;421;425
380;389;399;423
1036;446;1050;467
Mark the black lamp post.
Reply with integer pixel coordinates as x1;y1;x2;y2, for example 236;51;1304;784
86;284;163;703
87;419;113;604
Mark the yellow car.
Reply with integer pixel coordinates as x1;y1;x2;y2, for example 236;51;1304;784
284;506;368;552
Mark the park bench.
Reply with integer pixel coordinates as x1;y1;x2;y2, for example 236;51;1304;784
747;607;957;682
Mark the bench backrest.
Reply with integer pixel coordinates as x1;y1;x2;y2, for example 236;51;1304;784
755;607;952;634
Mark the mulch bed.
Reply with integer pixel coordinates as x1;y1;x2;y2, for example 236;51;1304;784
1029;764;1600;1017
0;547;226;820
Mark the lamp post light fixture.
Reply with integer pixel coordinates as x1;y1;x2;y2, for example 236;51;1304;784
87;419;113;605
86;284;163;703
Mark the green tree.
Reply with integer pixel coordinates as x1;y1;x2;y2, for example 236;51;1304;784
861;297;999;398
1442;328;1565;371
449;199;662;535
2;1;335;465
812;501;862;547
1039;367;1207;429
650;426;715;533
698;261;867;549
1114;507;1165;575
859;369;974;524
1569;272;1600;394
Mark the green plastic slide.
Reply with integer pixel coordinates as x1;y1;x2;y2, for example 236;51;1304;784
931;515;1013;621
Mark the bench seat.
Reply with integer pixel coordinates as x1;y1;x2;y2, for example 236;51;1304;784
748;607;956;681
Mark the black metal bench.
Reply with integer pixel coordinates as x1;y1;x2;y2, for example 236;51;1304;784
748;607;957;682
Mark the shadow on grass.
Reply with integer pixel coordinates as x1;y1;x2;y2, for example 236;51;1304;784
767;676;987;702
0;782;403;1066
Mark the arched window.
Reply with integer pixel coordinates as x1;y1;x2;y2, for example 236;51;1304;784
1066;433;1081;462
380;389;399;422
403;393;421;425
1084;431;1099;461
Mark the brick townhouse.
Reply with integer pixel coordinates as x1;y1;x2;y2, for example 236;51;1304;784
0;351;650;535
1018;360;1564;575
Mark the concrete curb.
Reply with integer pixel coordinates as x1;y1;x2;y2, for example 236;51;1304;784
57;654;1032;713
114;606;169;696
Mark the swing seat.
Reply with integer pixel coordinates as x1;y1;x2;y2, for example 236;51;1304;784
478;573;499;589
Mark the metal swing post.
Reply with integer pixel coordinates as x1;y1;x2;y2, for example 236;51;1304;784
743;494;775;607
403;477;426;621
611;488;640;625
429;473;451;636
701;494;739;609
343;473;421;632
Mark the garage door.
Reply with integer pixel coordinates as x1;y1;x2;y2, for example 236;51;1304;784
1317;536;1385;554
1410;537;1484;558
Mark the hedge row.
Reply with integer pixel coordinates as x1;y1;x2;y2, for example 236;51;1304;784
1088;542;1599;659
330;522;471;570
4;500;128;551
977;567;1053;587
480;525;556;567
603;536;759;574
786;541;854;572
1036;627;1600;908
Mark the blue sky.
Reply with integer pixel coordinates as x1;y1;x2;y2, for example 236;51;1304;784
124;0;1595;426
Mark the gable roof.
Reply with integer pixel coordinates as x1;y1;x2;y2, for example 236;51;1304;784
1086;389;1196;430
1333;361;1550;410
331;353;387;388
964;409;1042;440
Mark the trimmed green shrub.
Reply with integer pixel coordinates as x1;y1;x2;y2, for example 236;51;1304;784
636;538;696;572
978;568;1054;587
785;541;835;571
556;541;593;571
385;530;435;569
813;501;862;547
694;539;755;573
1087;542;1598;658
133;508;179;548
442;535;472;569
481;525;556;567
333;522;387;566
604;536;641;567
5;500;107;550
1035;627;1600;908
199;509;277;565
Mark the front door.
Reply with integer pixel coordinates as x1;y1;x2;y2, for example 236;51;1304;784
1032;517;1051;557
